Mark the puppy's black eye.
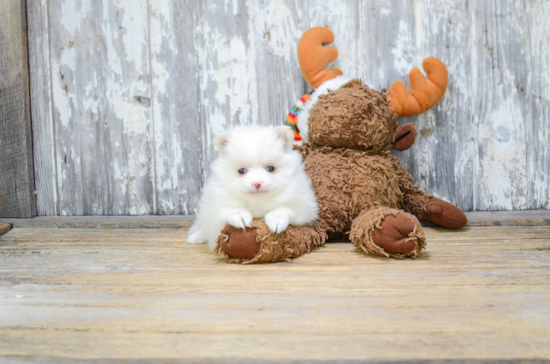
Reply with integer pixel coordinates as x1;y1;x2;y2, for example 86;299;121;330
238;168;247;175
266;166;275;172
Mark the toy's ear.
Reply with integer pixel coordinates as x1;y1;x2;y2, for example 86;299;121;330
298;27;343;88
388;57;448;117
392;124;417;151
213;132;231;154
275;126;295;153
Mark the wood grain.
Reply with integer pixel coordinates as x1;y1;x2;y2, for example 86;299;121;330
27;0;57;216
0;0;36;218
1;210;549;229
526;0;550;211
0;226;549;361
26;0;550;215
149;0;204;215
472;1;530;210
398;0;475;211
2;215;194;229
31;0;154;215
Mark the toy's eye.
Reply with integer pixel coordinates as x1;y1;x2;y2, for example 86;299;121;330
238;168;247;175
266;166;275;172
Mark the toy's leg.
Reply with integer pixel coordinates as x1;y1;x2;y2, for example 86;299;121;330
350;207;426;258
399;169;467;229
215;220;326;264
422;197;468;229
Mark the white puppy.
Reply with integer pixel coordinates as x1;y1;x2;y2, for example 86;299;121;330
187;125;318;249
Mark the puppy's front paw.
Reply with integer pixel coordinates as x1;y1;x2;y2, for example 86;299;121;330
186;231;204;244
227;210;253;230
265;212;290;234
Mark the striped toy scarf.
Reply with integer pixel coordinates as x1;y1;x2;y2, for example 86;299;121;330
284;91;313;145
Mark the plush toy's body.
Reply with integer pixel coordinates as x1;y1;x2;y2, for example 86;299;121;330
215;27;467;263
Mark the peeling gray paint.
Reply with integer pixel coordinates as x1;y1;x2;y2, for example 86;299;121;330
28;0;550;215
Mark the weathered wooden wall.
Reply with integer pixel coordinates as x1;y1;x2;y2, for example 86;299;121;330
27;0;550;216
0;0;36;218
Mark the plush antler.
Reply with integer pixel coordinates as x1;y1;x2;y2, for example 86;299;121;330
297;27;343;89
387;57;448;117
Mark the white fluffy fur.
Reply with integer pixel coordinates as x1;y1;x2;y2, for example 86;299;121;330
187;125;319;249
297;75;351;144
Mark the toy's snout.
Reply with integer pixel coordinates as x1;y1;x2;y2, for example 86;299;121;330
392;124;417;151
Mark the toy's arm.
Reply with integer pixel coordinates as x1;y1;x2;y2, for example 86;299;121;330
215;220;326;264
397;165;467;229
397;166;432;218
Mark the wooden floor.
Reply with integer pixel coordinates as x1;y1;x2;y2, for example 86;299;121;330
1;225;550;363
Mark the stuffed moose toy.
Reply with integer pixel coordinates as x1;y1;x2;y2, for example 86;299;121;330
215;27;467;263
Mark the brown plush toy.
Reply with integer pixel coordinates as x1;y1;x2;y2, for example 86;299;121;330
215;27;467;264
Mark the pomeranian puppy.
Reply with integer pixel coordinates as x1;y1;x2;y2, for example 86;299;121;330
187;125;318;249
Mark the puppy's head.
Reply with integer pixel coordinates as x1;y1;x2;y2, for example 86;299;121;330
213;126;297;198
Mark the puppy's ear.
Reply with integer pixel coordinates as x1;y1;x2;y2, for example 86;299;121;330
213;132;231;154
275;126;295;152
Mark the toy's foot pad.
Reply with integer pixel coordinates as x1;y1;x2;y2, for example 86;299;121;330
425;197;467;229
219;225;260;259
372;214;416;255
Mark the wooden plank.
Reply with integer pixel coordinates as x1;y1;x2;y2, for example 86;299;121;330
405;0;475;211
526;0;550;210
471;2;531;210
1;215;194;229
0;226;549;361
2;210;549;229
195;1;258;167
0;0;36;218
462;209;550;226
358;1;416;90
46;0;155;215
149;0;204;215
252;0;306;127
26;0;57;216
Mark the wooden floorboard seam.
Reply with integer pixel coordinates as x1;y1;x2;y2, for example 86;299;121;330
1;210;549;229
